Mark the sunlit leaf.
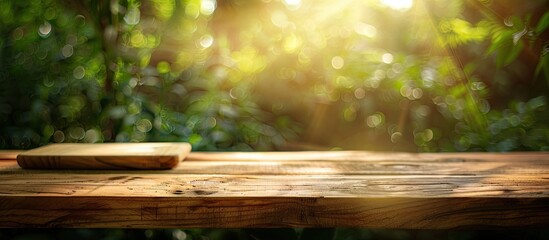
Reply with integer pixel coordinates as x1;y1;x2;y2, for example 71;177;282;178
156;61;171;74
151;0;175;21
487;29;512;55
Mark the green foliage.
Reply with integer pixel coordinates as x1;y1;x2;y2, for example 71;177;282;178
456;96;549;151
1;0;548;152
438;18;489;47
534;11;549;83
1;0;300;151
535;11;549;34
536;52;549;84
0;0;105;148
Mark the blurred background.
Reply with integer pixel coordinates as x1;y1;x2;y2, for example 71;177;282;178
0;0;548;152
1;0;549;239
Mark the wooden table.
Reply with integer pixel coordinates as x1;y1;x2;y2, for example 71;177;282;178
0;151;548;228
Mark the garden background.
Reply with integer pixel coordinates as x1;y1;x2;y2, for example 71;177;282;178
1;0;549;239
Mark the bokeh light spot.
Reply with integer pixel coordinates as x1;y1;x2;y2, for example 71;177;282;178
157;61;171;74
38;21;52;37
391;132;403;143
69;127;85;140
136;119;153;133
229;88;238;99
283;0;301;10
124;7;140;25
201;0;217;15
203;117;217;129
185;3;200;19
412;88;423;99
130;30;145;47
73;66;85;79
283;34;302;53
343;106;357;121
61;44;73;58
400;86;411;98
423;129;433;141
374;69;386;79
53;130;65;143
84;129;101;143
129;78;138;88
354;22;377;38
12;27;24;40
199;34;214;48
382;53;394;64
471;81;486;91
298;51;311;64
331;56;344;69
271;11;288;28
354;88;366;99
415;105;431;117
367;113;385;128
43;77;54;87
421;68;436;87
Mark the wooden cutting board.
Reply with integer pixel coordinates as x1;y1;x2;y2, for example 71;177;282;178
16;142;191;170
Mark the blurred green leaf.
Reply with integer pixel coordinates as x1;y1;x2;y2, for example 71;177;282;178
535;11;549;34
487;30;512;55
491;30;524;68
535;52;549;84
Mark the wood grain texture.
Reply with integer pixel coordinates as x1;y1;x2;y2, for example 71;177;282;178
1;150;548;228
0;150;19;161
16;143;191;170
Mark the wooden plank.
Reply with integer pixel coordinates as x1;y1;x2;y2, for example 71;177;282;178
2;159;549;176
0;170;549;198
5;151;549;175
0;173;548;197
1;196;548;228
0;150;19;160
0;151;548;228
187;151;549;162
16;143;191;170
169;159;549;175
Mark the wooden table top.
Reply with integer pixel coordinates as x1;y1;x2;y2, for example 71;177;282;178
0;151;548;228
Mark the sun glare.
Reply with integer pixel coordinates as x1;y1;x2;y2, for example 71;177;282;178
283;0;302;10
201;0;217;15
380;0;413;11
